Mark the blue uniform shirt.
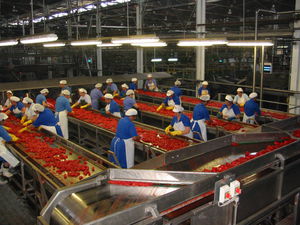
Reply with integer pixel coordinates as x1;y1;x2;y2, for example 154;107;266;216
10;102;25;113
120;89;127;98
129;82;137;90
144;79;157;89
124;97;136;111
0;126;12;142
220;104;241;115
109;100;120;113
171;86;182;97
193;103;210;120
171;114;191;127
244;99;261;116
163;95;181;106
36;94;46;105
55;96;72;113
62;86;72;93
105;83;119;93
198;87;210;96
33;108;58;127
116;117;137;139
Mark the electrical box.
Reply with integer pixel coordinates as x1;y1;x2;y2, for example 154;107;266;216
219;185;231;204
229;180;241;197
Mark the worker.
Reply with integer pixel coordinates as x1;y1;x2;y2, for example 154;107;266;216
90;83;103;110
5;96;25;118
110;108;140;168
55;90;72;139
218;95;241;121
104;94;121;117
120;83;129;98
198;81;210;96
129;78;138;92
233;88;249;107
71;88;92;109
156;90;180;111
243;92;261;124
3;90;13;111
59;80;71;93
165;105;192;138
19;104;63;137
144;74;158;91
36;89;49;107
191;95;211;141
171;80;182;97
104;78;119;96
0;113;19;182
20;97;37;125
124;90;138;112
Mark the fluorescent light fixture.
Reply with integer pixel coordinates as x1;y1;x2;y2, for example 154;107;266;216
43;42;66;47
71;40;102;46
227;40;274;47
168;58;178;62
97;43;122;47
20;33;58;44
178;38;228;47
151;58;162;62
0;39;18;47
132;42;167;47
112;35;159;44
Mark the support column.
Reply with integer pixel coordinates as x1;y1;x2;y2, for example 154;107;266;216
136;0;143;73
195;0;205;81
96;1;103;77
289;0;300;114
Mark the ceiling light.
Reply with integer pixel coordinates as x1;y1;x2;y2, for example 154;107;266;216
20;33;58;44
227;40;274;47
168;58;178;62
132;42;167;47
0;39;18;47
112;35;159;44
151;58;162;62
97;43;122;47
43;42;66;47
178;39;228;46
71;40;102;46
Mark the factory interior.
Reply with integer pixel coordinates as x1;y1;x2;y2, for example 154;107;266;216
0;0;300;224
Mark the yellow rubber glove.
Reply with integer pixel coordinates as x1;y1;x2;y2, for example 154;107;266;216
239;103;245;107
113;93;119;97
165;106;174;110
2;126;11;131
23;120;33;126
80;104;89;109
9;134;19;142
20;116;26;124
71;104;76;108
156;105;163;112
18;127;28;133
164;125;172;134
120;98;125;100
170;130;183;136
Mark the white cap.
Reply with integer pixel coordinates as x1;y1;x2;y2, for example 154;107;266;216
202;81;208;86
62;90;71;96
10;96;20;102
0;113;8;121
121;83;129;89
6;90;13;94
78;88;87;94
125;108;138;116
104;93;113;99
249;92;258;99
173;105;184;113
32;104;45;112
174;80;181;86
106;78;113;83
132;78;138;82
200;95;210;101
60;80;67;85
126;89;135;96
166;90;174;97
22;97;33;104
237;88;243;92
225;95;233;102
40;88;49;94
147;74;153;78
95;83;102;88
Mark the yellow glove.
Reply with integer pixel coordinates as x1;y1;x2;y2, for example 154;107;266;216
120;98;125;100
23;120;33;126
156;105;163;112
20;116;26;124
9;134;19;142
164;125;172;134
170;130;183;136
166;106;174;110
239;103;245;107
113;93;119;97
18;127;28;133
2;126;11;131
71;104;76;108
80;104;89;109
38;126;42;130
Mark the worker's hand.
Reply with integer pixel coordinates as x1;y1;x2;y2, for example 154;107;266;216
239;103;245;107
170;130;183;136
9;134;19;142
216;113;222;119
18;127;28;133
227;117;236;121
23;120;33;126
80;104;89;109
38;126;43;131
164;125;172;134
165;106;174;110
2;140;6;145
113;93;119;97
156;105;163;112
71;104;76;109
20;116;26;124
2;126;11;131
120;98;125;101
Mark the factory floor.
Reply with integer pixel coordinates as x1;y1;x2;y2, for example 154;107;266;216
0;183;36;225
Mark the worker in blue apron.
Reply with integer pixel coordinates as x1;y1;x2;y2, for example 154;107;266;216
156;90;181;111
171;80;182;97
233;88;249;107
104;94;121;117
165;105;193;138
191;95;211;141
198;81;210;97
20;97;37;125
110;108;140;168
104;78;119;96
19;104;63;137
243;92;261;124
218;95;241;121
6;96;25;119
144;74;158;91
124;90;139;112
36;89;49;107
120;83;129;98
90;83;103;110
59;80;72;94
129;78;138;92
71;88;92;109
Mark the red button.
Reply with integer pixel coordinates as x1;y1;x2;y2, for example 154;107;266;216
225;192;231;199
235;188;241;194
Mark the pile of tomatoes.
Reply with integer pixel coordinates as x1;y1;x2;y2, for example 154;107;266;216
261;111;291;120
207;118;243;131
137;90;166;98
292;129;300;137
